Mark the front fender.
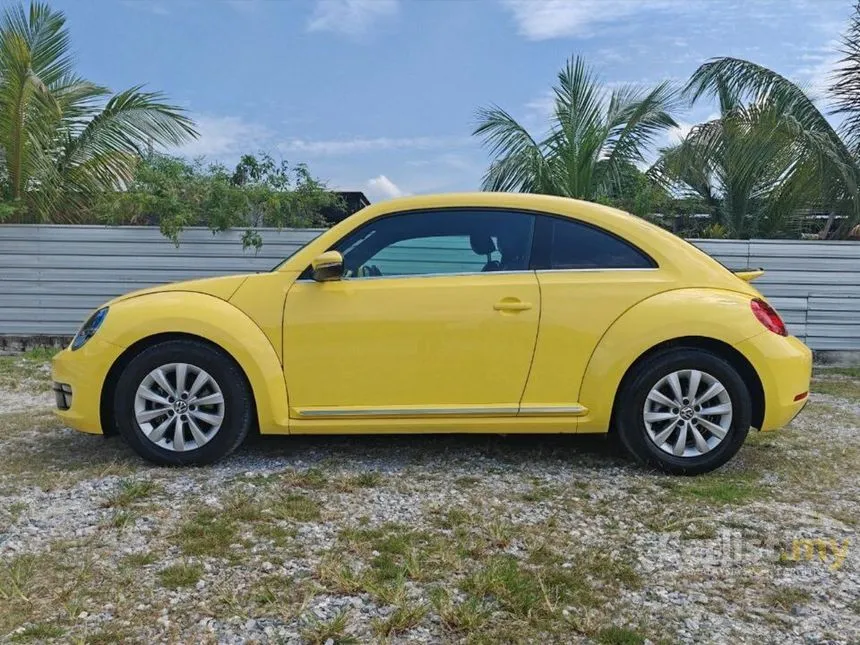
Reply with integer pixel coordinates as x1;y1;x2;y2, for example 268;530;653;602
577;288;762;432
100;291;289;433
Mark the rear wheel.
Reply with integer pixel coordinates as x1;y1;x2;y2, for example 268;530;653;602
615;348;751;475
114;339;253;465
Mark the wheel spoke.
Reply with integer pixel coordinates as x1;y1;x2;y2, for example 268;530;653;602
151;368;175;396
695;382;725;405
138;387;170;407
136;407;170;423
691;425;710;453
673;422;689;456
667;372;684;402
187;416;209;447
173;416;186;451
647;390;676;408
187;370;209;398
190;410;222;426
699;403;732;416
653;418;680;445
147;415;173;442
191;392;224;406
697;417;728;439
687;370;702;402
135;362;225;453
175;363;188;394
644;411;677;423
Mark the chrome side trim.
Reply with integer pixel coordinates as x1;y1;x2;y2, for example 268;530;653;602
519;405;587;416
294;406;519;418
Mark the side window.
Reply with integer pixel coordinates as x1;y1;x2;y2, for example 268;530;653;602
537;216;655;270
331;209;535;278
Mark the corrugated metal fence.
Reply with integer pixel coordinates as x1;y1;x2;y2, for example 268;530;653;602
1;225;859;350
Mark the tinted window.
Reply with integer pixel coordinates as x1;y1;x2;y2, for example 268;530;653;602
539;216;654;270
331;209;535;278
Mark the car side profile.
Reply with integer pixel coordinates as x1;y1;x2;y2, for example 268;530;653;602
52;193;812;474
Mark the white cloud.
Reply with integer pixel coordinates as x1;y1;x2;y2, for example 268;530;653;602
365;174;407;201
794;40;841;100
279;135;462;156
307;0;398;36
175;114;273;159
667;121;693;145
502;0;680;40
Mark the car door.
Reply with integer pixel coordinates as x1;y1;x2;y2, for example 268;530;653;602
282;208;540;420
520;214;673;415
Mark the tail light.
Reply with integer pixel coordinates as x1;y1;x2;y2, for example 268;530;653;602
750;298;787;336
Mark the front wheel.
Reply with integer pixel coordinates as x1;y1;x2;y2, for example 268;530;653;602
114;339;253;465
615;348;752;475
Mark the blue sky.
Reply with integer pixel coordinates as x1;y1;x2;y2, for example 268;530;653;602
49;0;851;201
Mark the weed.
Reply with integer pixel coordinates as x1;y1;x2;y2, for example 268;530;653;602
371;601;427;636
102;479;158;508
158;563;202;588
300;609;356;644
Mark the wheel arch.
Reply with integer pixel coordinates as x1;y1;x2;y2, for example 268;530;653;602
609;336;765;433
100;332;259;436
96;291;290;436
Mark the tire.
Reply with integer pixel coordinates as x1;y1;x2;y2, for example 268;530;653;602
114;339;253;465
615;348;751;475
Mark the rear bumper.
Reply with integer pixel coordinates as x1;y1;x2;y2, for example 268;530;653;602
51;338;123;435
735;332;812;431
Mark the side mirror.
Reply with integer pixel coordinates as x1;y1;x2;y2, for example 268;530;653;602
311;250;344;282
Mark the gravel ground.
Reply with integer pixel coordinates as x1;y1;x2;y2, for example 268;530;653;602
0;353;858;644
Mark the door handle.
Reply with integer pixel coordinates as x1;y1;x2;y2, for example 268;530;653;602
494;298;533;312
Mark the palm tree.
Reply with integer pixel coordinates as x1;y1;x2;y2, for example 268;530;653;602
0;2;197;221
657;1;860;238
473;56;680;200
651;78;836;238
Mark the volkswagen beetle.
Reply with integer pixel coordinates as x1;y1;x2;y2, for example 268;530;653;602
52;193;812;474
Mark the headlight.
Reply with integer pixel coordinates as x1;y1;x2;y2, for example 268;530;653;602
71;307;109;350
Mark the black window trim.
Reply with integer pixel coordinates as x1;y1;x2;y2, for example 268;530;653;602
299;206;539;281
298;206;658;280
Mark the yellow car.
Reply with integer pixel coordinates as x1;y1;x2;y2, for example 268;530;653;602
52;193;811;474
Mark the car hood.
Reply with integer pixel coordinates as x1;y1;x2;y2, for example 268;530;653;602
107;274;252;306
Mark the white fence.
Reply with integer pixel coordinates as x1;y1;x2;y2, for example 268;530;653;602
1;225;858;349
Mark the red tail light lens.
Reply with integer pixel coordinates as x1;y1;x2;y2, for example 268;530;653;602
750;298;787;336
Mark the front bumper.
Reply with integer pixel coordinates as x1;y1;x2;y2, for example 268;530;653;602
51;338;124;434
735;332;812;431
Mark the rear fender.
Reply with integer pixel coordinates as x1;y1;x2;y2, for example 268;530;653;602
577;288;763;432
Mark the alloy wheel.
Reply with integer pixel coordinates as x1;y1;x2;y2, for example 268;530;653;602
642;369;733;458
134;362;225;452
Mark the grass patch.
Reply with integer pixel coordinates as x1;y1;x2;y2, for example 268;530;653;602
677;475;765;505
121;552;157;568
270;493;321;522
430;588;490;634
176;509;237;557
765;586;812;611
300;609;356;644
158;563;202;588
338;471;383;490
102;479;159;508
519;485;559;503
812;378;860;399
596;626;647;645
371;601;427;637
9;622;65;641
